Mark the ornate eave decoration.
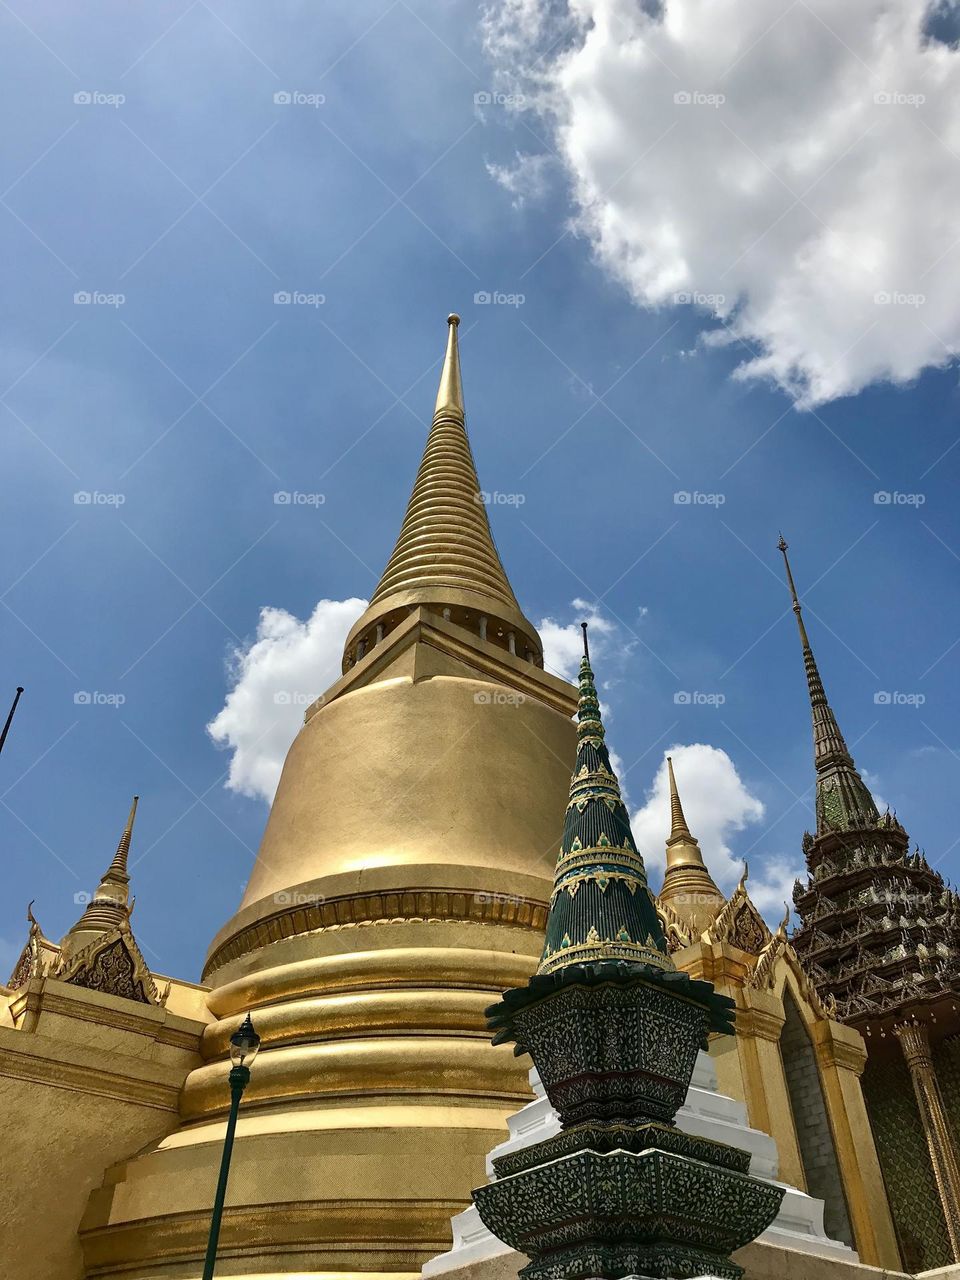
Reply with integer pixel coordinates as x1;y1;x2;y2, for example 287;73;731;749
7;902;50;990
705;864;771;955
54;922;161;1006
655;895;695;953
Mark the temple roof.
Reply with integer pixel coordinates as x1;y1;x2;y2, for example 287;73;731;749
56;796;160;1005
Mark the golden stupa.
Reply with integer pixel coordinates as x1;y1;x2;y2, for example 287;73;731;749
80;314;577;1277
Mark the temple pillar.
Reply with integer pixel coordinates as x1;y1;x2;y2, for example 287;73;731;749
812;1017;902;1268
894;1018;960;1262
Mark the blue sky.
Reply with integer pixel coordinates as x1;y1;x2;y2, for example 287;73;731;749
2;0;959;982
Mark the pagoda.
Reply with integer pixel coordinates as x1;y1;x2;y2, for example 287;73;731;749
473;627;784;1280
779;536;960;1271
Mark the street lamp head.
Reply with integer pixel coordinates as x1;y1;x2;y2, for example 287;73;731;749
229;1013;261;1068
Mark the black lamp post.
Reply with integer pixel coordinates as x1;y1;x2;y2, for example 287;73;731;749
201;1013;261;1280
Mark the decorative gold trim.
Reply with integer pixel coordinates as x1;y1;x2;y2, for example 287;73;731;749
0;1044;180;1111
204;886;549;978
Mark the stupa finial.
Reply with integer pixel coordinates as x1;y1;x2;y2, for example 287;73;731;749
434;313;464;420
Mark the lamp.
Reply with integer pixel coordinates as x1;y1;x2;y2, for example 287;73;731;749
201;1012;260;1279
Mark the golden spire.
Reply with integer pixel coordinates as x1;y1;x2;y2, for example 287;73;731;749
667;755;693;844
343;313;542;669
658;756;726;935
434;312;465;420
59;796;139;958
105;794;138;883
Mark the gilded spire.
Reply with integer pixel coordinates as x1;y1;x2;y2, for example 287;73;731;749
667;755;692;843
343;314;542;669
538;626;672;975
106;794;138;882
777;537;878;835
659;756;726;935
60;796;139;958
434;312;465;420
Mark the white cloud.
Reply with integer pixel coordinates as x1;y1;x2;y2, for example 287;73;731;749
537;597;618;681
482;0;960;405
630;744;800;923
207;598;366;803
210;594;612;802
486;152;554;208
861;767;889;814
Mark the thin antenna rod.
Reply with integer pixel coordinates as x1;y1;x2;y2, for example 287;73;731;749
0;687;24;758
580;621;590;661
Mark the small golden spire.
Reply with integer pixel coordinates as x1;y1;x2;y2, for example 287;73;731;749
777;534;810;648
59;795;140;959
105;795;139;881
659;755;726;935
434;313;464;421
666;756;693;843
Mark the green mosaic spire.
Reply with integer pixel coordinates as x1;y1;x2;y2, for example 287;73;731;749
538;625;671;975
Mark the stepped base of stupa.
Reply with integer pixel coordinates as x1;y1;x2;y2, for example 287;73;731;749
422;1053;905;1280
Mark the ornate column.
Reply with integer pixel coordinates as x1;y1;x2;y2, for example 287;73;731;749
894;1018;960;1262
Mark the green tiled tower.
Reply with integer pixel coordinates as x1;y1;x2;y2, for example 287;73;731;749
539;625;671;974
778;537;960;1268
474;626;783;1280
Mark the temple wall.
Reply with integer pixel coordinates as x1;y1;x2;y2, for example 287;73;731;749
0;976;205;1280
780;993;854;1247
863;1050;952;1274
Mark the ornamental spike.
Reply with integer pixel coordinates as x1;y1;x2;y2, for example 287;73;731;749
538;644;671;975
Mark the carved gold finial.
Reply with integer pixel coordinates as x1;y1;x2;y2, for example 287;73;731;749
434;311;465;420
777;901;790;937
